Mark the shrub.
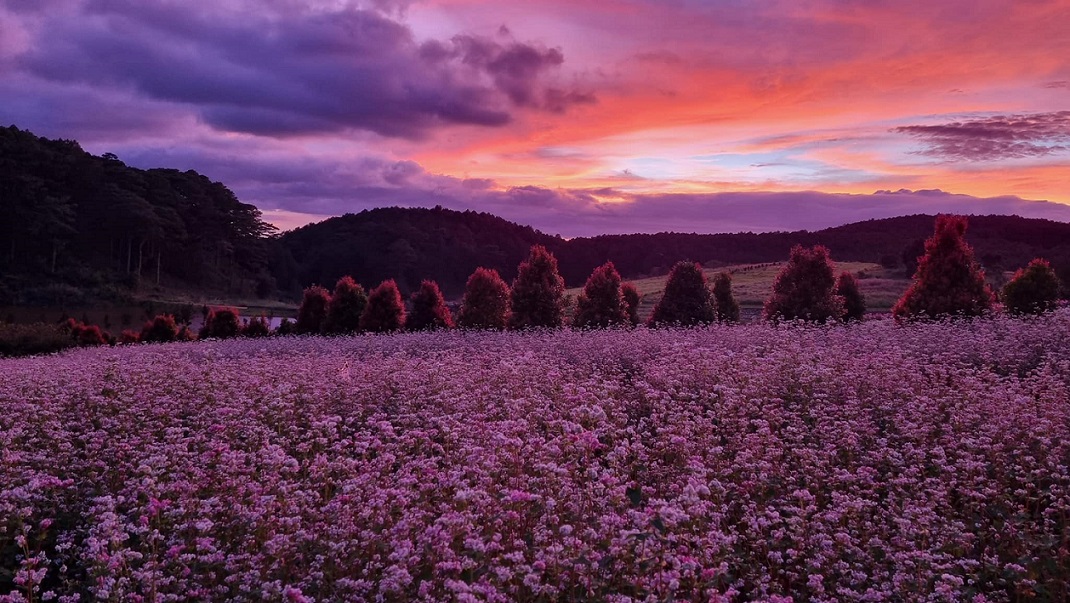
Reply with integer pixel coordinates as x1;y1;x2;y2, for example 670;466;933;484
621;282;642;327
764;246;844;323
242;315;272;338
712;272;740;323
275;318;297;336
649;261;716;327
893;215;995;320
119;329;141;344
201;307;241;339
75;323;108;347
509;245;566;330
457;268;511;330
407;280;454;331
1002;258;1062;315
360;280;406;333
324;276;367;334
573;261;629;328
296;285;331;334
140;314;179;343
0;322;75;357
176;325;197;341
836;272;867;322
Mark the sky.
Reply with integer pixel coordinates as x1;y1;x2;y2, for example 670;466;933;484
2;0;1070;237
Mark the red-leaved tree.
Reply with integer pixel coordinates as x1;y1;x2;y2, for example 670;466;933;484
1001;258;1062;315
509;245;566;330
324;276;367;334
140;314;179;343
836;272;867;322
573;261;629;328
296;285;331;334
893;215;994;320
457;268;510;330
764;245;844;323
407;280;454;331
201;307;241;339
241;315;272;338
360;280;406;333
649;261;716;327
712;272;740;323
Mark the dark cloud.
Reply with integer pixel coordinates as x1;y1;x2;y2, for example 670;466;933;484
893;111;1070;161
10;0;591;139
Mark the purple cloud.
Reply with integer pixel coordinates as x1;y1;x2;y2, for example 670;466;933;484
893;111;1070;161
10;0;591;139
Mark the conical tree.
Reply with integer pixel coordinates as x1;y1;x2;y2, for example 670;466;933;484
764;245;844;323
296;285;331;334
893;215;995;320
360;280;406;333
648;261;716;327
457;268;510;330
621;282;642;326
407;280;454;331
509;245;566;329
712;272;740;323
836;271;866;322
573;261;629;328
1002;258;1062;315
324;276;367;334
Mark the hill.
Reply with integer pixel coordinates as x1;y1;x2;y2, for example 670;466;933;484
0;125;277;306
279;210;1070;298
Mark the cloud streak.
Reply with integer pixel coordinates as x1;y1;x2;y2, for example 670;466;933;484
894;112;1070;161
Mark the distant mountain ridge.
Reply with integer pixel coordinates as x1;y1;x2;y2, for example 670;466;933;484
276;208;1070;298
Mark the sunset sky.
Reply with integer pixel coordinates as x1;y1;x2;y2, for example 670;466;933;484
2;0;1069;236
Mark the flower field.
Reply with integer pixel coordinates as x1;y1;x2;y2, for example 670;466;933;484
3;313;1070;602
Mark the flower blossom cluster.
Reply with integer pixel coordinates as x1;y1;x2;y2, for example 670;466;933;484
3;312;1070;601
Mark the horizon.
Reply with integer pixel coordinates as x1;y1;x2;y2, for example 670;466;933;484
2;0;1069;237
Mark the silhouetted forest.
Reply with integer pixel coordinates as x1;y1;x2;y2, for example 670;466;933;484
4;125;1070;305
0;126;276;305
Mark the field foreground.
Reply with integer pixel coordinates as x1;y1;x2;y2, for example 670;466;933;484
3;314;1070;602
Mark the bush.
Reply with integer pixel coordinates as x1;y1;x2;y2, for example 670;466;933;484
1002;258;1062;315
836;272;867;322
119;329;141;344
242;315;272;338
893;215;995;320
621;282;642;327
649;261;716;327
296;285;331;334
457;268;511;330
275;318;297;336
0;322;75;357
712;272;740;323
407;280;454;331
140;314;179;343
573;261;629;328
201;307;241;339
324;276;367;334
360;280;406;333
764;246;844;323
64;318;109;347
176;325;197;341
509;245;566;330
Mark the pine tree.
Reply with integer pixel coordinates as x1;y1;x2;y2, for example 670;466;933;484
324;276;367;334
407;280;454;331
836;272;866;322
296;285;331;334
648;261;716;326
712;272;740;323
457;268;510;330
621;282;642;326
764;245;844;323
509;245;566;329
893;215;995;320
573;261;629;328
360;280;406;333
1002;258;1062;315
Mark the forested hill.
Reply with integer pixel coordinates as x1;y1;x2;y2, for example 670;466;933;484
0;126;276;305
278;209;1070;297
